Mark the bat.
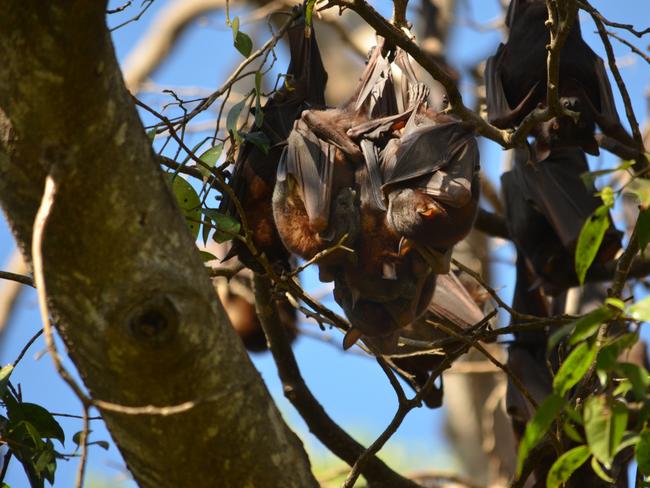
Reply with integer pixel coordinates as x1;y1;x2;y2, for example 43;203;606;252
214;271;297;352
501;146;622;294
360;271;486;408
379;51;481;262
485;0;634;159
219;5;328;272
272;38;397;278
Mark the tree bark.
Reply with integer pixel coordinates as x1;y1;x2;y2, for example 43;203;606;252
0;3;317;487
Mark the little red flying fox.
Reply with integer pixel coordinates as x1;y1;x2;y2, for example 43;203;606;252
218;3;327;272
501;146;622;294
485;0;634;160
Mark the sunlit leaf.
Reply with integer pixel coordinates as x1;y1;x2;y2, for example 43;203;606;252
581;161;632;188
617;362;650;400
553;342;597;397
226;97;249;142
198;144;224;177
583;395;628;467
575;205;610;285
626;178;650;209
517;393;565;475
546;445;590;488
629;296;650;322
637;429;650;476
203;209;241;243
562;421;584;443
597;333;638;372
230;16;252;57
0;364;13;397
590;456;614;483
598;186;615;208
568;307;614;346
165;174;201;240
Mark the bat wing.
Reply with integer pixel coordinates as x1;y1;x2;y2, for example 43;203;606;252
485;44;543;128
588;57;637;147
358;139;387;211
279;120;335;231
518;147;607;249
381;122;476;204
428;272;484;328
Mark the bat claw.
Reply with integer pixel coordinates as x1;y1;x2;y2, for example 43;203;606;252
398;237;413;256
343;327;364;350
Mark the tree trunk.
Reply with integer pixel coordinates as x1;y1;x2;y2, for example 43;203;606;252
0;3;317;487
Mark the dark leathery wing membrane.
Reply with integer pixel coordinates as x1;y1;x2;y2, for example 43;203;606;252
218;4;328;271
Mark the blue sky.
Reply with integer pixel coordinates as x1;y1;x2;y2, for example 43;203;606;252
0;1;648;486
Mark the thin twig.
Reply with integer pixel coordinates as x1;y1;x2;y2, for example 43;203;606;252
252;273;421;488
12;329;43;367
0;271;34;287
581;0;645;151
75;406;90;488
606;30;650;65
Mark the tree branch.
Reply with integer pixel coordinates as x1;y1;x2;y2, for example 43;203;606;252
0;3;317;487
252;273;421;488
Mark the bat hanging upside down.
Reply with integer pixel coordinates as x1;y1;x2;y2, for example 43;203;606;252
273;44;481;349
218;3;328;272
485;0;634;160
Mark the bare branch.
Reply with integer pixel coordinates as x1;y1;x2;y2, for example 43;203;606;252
252;273;421;488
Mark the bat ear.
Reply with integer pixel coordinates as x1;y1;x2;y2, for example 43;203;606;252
343;327;364;350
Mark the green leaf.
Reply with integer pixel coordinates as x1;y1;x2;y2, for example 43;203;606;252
203;209;241;243
626;178;650;209
548;322;577;352
89;440;110;450
199;250;218;262
165;174;201;240
629;296;650;322
553;341;597;397
226;97;249;142
617;362;650;400
517;393;565;475
546;445;590;488
568;307;614;346
590;456;614;483
0;364;13;397
231;16;253;57
583;396;628;467
72;430;90;448
597;333;638;372
243;131;270;154
604;297;625;311
562;421;584;443
9;403;65;445
598;186;615;208
198;143;224;179
581;161;632;188
637;429;650;476
637;209;650;255
575;205;610;285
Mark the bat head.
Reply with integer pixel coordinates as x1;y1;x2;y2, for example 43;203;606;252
534;93;599;158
